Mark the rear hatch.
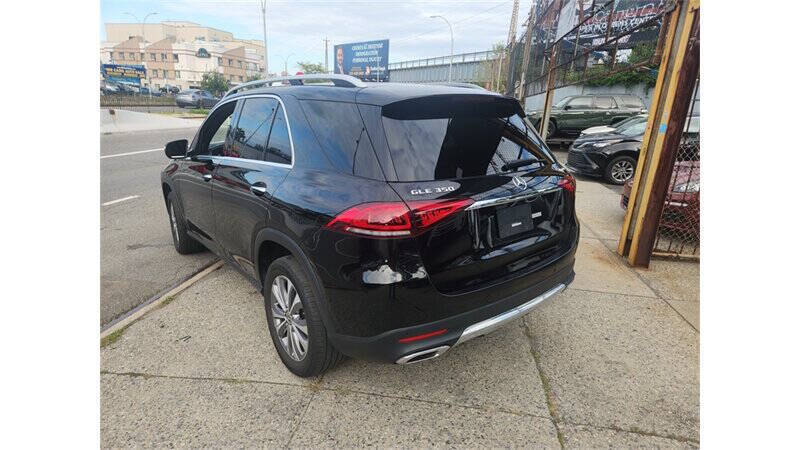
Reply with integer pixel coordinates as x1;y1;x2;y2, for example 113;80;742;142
377;94;577;294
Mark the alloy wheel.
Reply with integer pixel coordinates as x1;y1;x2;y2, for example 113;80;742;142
270;275;308;361
611;160;634;183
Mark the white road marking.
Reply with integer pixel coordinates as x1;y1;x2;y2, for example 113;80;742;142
102;195;140;207
101;148;162;159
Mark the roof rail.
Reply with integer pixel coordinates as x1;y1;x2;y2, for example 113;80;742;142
224;74;366;97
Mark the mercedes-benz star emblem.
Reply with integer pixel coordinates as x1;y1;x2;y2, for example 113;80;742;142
512;176;527;190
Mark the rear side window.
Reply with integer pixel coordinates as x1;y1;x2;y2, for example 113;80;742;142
229;97;278;160
619;95;644;108
595;96;616;109
301;100;382;178
380;96;554;182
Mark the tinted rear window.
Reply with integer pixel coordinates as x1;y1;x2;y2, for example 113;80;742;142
381;96;554;181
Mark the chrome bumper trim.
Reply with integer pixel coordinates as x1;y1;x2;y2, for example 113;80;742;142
453;283;566;347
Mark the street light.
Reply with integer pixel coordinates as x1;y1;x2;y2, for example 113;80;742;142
430;15;454;82
124;11;158;42
280;53;295;76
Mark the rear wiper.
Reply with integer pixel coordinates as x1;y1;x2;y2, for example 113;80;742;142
501;158;546;172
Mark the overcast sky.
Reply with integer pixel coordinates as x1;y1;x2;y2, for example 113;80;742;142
100;0;531;73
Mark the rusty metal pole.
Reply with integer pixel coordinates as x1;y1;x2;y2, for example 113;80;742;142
538;41;559;138
617;0;700;267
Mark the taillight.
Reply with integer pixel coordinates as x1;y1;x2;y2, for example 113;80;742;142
558;174;576;193
325;198;473;238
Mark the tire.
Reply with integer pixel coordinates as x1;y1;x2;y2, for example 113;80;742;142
166;191;205;254
605;155;636;185
536;119;557;139
264;256;343;377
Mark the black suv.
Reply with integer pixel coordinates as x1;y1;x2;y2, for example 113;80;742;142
161;75;579;377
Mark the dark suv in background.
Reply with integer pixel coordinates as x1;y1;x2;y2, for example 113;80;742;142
161;75;578;377
528;94;646;139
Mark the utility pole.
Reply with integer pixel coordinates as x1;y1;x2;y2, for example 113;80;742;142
499;0;520;93
517;2;536;100
260;0;268;77
323;37;331;73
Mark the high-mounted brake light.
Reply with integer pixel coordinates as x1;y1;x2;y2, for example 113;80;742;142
558;174;576;193
325;198;473;238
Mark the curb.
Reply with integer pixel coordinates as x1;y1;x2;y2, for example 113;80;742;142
100;260;224;340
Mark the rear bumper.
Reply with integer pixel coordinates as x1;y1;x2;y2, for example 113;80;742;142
327;260;575;364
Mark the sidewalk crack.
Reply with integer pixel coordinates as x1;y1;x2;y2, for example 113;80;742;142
558;420;700;445
521;320;566;449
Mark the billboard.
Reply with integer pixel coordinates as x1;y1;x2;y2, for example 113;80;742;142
101;64;146;85
333;39;389;82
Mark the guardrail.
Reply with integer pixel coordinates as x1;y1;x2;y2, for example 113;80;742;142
388;50;497;70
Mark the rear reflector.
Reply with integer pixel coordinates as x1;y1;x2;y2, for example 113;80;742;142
326;198;473;238
398;328;448;343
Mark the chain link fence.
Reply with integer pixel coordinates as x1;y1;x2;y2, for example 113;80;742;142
652;79;699;259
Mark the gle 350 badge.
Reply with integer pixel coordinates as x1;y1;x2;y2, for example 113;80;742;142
410;186;456;195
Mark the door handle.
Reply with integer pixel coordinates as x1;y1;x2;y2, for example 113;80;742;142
203;173;212;182
250;182;268;196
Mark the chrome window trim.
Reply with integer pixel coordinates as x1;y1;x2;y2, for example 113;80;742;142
202;93;295;169
464;186;561;211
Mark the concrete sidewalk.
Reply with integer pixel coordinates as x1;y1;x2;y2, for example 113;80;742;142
100;175;699;448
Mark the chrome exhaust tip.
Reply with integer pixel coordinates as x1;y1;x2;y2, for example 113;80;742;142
395;345;450;365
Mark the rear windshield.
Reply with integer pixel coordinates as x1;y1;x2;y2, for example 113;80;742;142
381;96;554;181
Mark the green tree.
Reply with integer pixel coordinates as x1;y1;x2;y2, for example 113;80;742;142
200;72;230;96
296;61;326;74
246;74;261;82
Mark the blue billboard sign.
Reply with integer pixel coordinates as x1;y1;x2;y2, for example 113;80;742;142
101;64;146;86
333;39;389;82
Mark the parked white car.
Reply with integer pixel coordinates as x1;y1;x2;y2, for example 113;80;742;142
580;113;648;136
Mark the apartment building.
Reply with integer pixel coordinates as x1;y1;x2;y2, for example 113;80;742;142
101;21;266;91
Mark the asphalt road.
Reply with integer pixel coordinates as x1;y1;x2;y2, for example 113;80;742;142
101;127;216;327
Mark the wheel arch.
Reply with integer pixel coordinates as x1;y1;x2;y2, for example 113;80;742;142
253;228;336;332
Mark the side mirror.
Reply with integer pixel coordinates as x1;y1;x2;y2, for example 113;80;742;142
563;105;572;110
165;139;188;159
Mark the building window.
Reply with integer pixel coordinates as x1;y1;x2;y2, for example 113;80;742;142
129;52;135;59
163;69;168;78
151;69;158;77
173;53;179;61
150;53;156;61
161;53;167;61
140;52;144;60
175;71;180;79
238;75;243;81
217;57;223;65
228;58;233;66
238;60;243;68
109;52;114;60
118;52;125;60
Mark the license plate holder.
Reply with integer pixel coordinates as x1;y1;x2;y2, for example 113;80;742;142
496;203;534;239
